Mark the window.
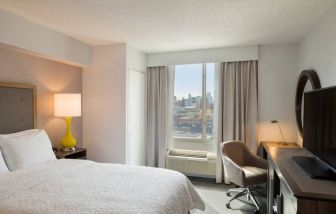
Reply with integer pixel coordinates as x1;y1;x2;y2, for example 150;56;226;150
173;63;215;143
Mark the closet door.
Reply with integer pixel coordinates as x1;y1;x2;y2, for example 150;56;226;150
127;69;146;166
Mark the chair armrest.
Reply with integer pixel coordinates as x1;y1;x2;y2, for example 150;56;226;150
223;156;245;187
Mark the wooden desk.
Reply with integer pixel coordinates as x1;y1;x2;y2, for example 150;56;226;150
261;142;336;214
261;141;299;159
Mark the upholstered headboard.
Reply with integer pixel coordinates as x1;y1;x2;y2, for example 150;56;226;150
0;82;37;134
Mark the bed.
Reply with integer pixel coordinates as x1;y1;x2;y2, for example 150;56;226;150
0;82;204;214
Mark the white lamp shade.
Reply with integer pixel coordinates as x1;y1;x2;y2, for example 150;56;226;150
54;93;81;117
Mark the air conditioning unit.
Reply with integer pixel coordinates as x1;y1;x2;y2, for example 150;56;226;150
166;149;217;178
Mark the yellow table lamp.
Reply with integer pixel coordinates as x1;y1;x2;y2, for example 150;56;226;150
54;93;81;151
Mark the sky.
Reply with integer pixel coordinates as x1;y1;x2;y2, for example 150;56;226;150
174;63;214;100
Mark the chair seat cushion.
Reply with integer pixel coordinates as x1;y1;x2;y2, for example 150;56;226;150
242;166;267;186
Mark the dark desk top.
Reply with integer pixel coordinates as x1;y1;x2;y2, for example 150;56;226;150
263;142;336;200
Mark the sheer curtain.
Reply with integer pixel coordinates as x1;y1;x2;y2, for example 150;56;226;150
146;66;174;168
215;60;258;183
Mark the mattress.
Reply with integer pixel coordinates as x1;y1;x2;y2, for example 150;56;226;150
0;159;204;214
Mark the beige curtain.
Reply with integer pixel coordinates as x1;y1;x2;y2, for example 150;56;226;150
147;66;174;168
216;60;258;183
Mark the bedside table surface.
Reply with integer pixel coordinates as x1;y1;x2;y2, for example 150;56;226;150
55;148;87;159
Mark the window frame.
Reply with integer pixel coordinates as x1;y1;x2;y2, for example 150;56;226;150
173;63;214;144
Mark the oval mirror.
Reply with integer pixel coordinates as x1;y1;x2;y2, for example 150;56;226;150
295;70;321;137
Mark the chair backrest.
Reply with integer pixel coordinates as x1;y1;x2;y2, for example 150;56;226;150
221;141;250;166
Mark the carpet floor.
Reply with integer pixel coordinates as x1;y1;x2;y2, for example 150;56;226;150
189;177;267;214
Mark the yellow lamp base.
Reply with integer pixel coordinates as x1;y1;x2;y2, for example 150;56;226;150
61;117;77;149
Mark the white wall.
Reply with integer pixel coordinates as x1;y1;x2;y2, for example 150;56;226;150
127;46;147;72
0;46;82;147
0;9;92;67
258;4;336;145
299;5;336;87
147;45;258;66
297;4;336;145
258;44;299;144
83;44;127;163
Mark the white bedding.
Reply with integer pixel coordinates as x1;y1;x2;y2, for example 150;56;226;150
0;159;204;214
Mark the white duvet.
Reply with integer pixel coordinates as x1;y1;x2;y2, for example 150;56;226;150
0;159;204;214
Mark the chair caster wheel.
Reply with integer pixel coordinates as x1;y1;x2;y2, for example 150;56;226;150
254;210;259;214
226;203;231;209
226;192;231;196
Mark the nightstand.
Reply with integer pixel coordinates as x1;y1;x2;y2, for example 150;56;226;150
54;148;87;159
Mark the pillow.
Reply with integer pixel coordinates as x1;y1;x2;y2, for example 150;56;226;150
0;129;40;138
0;150;9;174
0;130;56;171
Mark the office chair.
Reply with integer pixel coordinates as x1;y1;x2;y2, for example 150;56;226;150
221;141;267;213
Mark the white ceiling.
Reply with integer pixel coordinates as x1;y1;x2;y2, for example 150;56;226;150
0;0;335;53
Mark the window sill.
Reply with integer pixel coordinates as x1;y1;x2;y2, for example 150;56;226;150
171;140;216;154
173;138;214;144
